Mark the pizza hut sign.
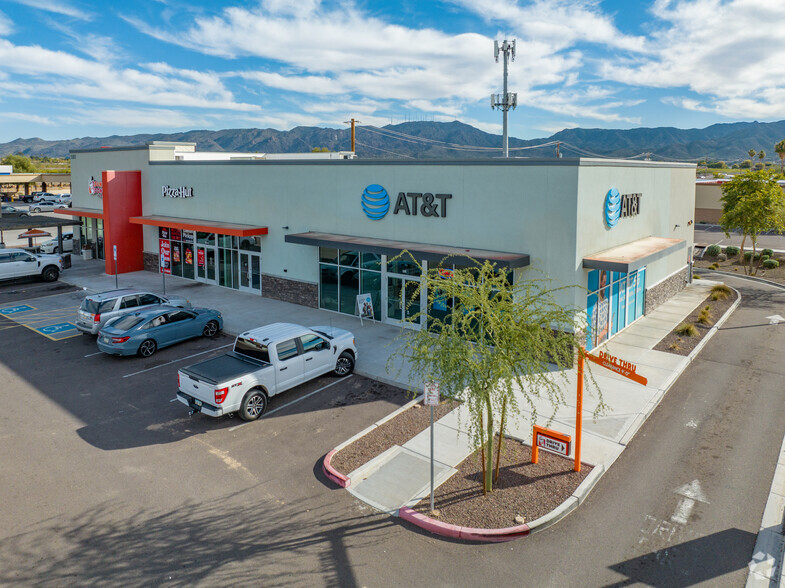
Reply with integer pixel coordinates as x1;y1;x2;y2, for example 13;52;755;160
162;185;194;199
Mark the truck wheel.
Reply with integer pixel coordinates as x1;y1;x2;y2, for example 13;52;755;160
334;352;354;377
138;339;157;357
41;266;59;282
240;389;267;421
202;320;219;337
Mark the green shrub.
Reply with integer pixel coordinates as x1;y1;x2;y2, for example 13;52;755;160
710;284;732;300
761;255;770;263
698;306;713;325
725;246;740;256
754;251;762;260
762;248;774;257
693;274;701;279
705;244;721;256
675;323;698;337
763;259;780;269
744;251;754;261
708;263;719;270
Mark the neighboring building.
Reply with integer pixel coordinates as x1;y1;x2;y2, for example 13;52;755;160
58;141;696;349
695;177;785;225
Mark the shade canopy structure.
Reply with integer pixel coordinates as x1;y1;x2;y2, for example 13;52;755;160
17;229;52;239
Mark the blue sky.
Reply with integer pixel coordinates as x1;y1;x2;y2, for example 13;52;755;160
0;0;783;145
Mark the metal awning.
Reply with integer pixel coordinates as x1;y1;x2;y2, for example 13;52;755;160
583;236;685;273
285;231;530;268
0;214;82;231
54;207;103;219
128;215;268;237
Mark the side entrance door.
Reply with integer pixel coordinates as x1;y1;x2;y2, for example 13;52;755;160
238;252;262;294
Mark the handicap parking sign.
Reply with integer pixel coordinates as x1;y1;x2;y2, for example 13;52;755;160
38;322;77;335
0;305;34;315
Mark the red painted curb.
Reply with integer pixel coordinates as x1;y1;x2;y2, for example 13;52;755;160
399;506;530;542
322;449;351;488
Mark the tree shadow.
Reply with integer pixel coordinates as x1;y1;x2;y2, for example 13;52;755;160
0;487;394;587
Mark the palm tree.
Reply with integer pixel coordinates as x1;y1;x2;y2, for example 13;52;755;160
749;148;757;162
775;140;785;175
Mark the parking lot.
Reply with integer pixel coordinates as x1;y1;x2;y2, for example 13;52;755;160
0;281;411;585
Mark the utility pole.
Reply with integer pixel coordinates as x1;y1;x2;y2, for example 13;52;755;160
556;141;561;158
491;40;517;158
344;118;360;153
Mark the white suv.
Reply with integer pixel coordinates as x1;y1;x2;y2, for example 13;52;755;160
0;248;64;282
40;233;74;254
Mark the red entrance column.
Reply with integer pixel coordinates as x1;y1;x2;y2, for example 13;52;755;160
102;170;144;275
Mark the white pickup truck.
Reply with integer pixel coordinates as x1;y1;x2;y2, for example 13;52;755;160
177;323;357;421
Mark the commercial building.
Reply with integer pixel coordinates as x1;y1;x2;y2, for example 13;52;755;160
59;141;696;349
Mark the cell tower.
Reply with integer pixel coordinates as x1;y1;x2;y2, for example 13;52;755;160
491;39;517;158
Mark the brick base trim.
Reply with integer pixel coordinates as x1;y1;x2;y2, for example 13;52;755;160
645;267;688;315
262;274;318;308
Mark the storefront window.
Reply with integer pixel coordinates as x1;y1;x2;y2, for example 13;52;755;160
361;252;381;271
182;243;195;279
96;219;105;260
387;256;421;276
361;271;381;319
339;268;360;314
197;232;215;245
319;247;338;264
240;237;261;252
320;265;339;311
339;249;359;267
171;241;183;277
218;249;235;288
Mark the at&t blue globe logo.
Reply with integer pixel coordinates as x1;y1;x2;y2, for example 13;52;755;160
605;187;621;228
361;184;389;220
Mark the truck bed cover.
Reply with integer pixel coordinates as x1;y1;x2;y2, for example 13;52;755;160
179;351;269;384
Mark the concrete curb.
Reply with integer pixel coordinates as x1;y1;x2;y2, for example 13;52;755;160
398;506;530;542
697;269;785;291
322;450;351;488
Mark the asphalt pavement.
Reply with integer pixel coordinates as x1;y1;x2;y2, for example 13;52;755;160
12;258;785;585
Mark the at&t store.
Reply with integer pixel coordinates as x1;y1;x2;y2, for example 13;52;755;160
59;142;695;349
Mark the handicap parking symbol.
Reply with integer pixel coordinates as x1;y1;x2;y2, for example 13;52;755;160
0;305;34;315
38;322;77;335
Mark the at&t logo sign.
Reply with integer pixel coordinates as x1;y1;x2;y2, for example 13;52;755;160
361;184;451;220
361;185;390;220
605;187;641;228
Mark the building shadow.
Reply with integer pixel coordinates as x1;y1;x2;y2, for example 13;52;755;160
606;527;757;587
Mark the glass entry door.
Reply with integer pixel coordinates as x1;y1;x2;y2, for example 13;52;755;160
195;245;217;284
385;276;422;327
239;252;262;294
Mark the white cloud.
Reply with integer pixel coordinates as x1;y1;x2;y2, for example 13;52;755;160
0;112;54;125
0;40;259;112
0;10;12;37
598;0;785;119
7;0;90;21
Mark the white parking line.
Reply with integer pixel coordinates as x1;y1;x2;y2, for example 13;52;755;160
123;343;233;378
228;375;354;432
84;351;103;357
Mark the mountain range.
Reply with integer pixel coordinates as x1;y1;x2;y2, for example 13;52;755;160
2;119;785;163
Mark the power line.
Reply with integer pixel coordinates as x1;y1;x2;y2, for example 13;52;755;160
360;125;558;153
354;139;415;159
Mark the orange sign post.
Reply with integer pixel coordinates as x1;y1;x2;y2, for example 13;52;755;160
573;347;648;472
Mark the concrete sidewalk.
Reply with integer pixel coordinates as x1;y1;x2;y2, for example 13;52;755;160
345;280;724;516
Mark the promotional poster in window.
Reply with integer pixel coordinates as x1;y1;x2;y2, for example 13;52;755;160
586;268;646;349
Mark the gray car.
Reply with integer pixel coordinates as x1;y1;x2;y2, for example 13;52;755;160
1;205;30;218
76;288;192;334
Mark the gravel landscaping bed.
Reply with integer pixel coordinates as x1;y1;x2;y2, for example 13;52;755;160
330;398;461;475
412;437;592;529
330;396;594;531
653;288;738;356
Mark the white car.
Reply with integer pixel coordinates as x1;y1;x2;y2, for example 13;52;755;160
54;194;72;206
40;233;74;254
0;248;64;282
30;200;68;213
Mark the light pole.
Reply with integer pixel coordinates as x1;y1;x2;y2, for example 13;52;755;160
491;39;517;158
